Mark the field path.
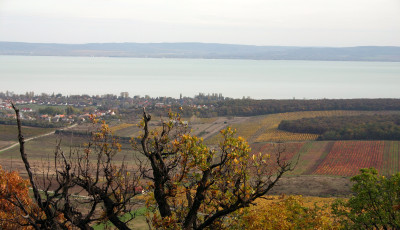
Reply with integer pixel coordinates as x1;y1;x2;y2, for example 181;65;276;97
0;123;78;153
195;117;250;140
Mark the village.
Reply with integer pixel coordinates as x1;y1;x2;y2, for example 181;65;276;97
0;91;224;126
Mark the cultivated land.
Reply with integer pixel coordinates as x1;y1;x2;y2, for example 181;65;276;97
4;109;400;228
2;110;400;197
0;124;56;150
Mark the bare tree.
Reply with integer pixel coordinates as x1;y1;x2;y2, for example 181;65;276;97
7;104;141;229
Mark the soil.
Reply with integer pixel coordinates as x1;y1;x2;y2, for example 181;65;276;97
269;175;353;197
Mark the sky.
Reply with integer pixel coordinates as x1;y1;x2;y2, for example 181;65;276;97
0;0;399;47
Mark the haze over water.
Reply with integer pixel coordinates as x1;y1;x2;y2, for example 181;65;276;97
1;55;399;99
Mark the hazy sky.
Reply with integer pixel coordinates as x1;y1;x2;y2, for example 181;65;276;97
0;0;399;46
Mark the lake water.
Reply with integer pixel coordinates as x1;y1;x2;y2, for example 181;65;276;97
1;55;399;99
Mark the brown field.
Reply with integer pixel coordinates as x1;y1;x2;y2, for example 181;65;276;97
269;175;352;196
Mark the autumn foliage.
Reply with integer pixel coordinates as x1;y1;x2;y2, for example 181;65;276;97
232;195;340;230
0;166;40;229
132;110;296;229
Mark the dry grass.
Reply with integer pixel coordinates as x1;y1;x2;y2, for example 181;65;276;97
110;123;135;133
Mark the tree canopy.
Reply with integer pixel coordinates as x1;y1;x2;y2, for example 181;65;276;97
332;168;400;229
132;109;296;229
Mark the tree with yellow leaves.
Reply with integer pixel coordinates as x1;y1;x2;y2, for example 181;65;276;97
133;109;296;229
231;195;340;229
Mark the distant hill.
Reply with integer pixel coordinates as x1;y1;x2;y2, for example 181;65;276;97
0;42;399;61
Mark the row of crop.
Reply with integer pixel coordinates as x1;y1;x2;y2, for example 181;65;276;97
382;141;400;175
251;142;305;163
255;129;319;142
252;140;400;177
110;123;135;133
312;141;385;176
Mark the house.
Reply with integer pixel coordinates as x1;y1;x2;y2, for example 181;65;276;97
21;108;33;112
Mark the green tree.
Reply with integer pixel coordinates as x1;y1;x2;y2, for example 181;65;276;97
332;168;400;229
38;106;64;116
65;105;80;115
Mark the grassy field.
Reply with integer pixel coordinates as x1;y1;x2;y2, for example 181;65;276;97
0;141;14;149
0;124;55;151
0;124;55;141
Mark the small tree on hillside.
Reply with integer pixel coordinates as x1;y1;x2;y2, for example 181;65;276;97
133;109;296;229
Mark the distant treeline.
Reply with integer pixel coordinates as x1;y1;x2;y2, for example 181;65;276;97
0;119;67;128
173;99;400;117
278;114;400;140
38;106;81;115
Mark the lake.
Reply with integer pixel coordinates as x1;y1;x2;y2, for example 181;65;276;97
1;55;399;99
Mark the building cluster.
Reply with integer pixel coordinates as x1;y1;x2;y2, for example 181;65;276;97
0;94;117;123
0;91;233;126
0;91;227;111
